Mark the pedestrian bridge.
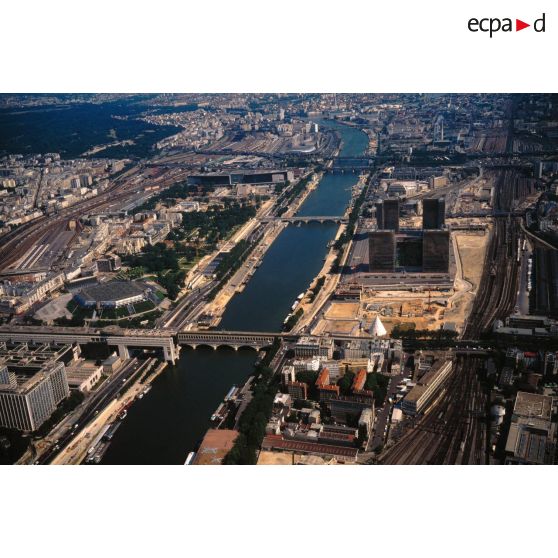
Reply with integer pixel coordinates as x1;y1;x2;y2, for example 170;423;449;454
178;330;279;351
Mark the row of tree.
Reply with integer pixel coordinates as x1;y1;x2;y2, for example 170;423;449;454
224;340;282;464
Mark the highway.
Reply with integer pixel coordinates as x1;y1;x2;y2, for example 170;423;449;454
161;172;316;330
36;357;149;464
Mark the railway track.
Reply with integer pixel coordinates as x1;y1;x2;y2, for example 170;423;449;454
0;166;189;270
381;167;533;465
380;357;487;465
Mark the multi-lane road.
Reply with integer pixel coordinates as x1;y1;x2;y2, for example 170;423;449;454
35;357;150;464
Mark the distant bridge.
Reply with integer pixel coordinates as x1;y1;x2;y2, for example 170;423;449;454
447;210;525;218
334;156;373;166
262;215;348;225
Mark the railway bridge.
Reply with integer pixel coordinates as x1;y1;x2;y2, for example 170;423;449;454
177;330;279;351
262;215;347;225
177;330;398;350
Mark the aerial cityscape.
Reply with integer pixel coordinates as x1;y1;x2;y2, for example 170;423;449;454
1;92;558;465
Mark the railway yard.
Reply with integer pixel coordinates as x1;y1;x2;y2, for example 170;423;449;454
378;167;544;465
380;356;487;465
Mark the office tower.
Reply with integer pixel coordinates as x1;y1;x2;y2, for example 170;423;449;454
422;230;450;272
383;199;400;232
422;198;445;230
375;202;383;229
0;361;69;431
369;231;396;272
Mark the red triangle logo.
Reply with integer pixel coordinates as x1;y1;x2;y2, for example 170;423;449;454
516;19;530;31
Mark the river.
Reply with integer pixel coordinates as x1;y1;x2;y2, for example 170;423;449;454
101;120;369;464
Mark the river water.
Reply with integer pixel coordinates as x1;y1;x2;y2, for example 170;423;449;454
102;121;368;464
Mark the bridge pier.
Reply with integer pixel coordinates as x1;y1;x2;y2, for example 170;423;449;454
163;343;179;364
117;344;130;360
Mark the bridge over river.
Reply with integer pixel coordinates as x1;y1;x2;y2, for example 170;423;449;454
261;215;348;225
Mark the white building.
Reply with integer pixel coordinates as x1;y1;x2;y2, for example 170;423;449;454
402;359;453;415
0;361;69;431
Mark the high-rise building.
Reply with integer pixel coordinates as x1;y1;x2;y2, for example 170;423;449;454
422;198;445;230
369;231;396;272
375;202;383;229
422;230;450;272
382;199;400;231
0;361;69;431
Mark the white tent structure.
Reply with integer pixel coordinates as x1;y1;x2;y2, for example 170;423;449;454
370;315;387;337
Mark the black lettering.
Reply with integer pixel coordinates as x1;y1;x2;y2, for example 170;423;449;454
489;18;501;38
479;18;489;32
468;18;479;32
501;18;512;32
534;13;545;32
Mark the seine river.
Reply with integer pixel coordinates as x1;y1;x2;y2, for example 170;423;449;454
102;121;369;464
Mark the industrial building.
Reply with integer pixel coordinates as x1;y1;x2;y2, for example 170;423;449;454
0;360;69;431
187;170;294;187
504;392;557;465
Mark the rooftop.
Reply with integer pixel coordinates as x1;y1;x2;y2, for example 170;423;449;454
78;281;146;303
0;360;64;394
262;434;358;461
404;359;452;403
514;391;553;422
352;369;367;392
65;360;102;381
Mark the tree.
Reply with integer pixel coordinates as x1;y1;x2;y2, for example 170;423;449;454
337;371;355;395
